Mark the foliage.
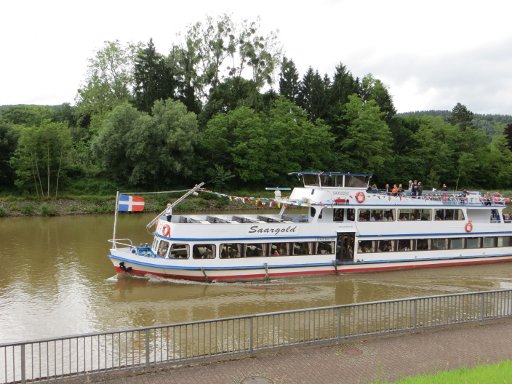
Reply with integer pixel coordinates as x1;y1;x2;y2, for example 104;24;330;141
0;118;19;186
10;121;72;197
93;99;198;188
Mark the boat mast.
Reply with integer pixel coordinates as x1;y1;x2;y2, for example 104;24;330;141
112;190;120;248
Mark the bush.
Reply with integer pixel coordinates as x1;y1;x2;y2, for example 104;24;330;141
40;204;57;216
20;204;35;215
0;207;6;217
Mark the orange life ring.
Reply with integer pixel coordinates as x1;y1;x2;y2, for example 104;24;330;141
465;221;473;233
355;191;366;204
162;223;171;237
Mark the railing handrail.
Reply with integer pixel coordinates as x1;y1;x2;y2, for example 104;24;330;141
2;288;510;349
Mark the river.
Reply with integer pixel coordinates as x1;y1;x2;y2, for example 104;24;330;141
1;212;512;344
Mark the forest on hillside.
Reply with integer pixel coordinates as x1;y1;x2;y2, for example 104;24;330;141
1;15;512;197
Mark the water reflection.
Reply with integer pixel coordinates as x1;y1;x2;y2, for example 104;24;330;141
1;213;512;343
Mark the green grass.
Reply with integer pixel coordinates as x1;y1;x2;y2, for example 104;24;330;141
379;360;512;383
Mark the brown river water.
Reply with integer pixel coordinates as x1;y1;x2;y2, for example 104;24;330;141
1;212;512;343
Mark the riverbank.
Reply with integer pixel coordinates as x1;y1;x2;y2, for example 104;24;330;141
0;193;266;217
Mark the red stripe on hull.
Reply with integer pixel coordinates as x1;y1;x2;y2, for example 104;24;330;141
114;256;512;281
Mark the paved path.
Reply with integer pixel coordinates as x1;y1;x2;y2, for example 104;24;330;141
70;318;512;384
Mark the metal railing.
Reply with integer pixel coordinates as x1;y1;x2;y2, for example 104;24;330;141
2;289;512;383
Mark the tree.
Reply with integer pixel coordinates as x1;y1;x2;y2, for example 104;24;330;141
11;121;72;197
133;39;177;113
360;74;396;124
94;100;198;187
449;102;474;130
297;68;329;121
336;95;394;181
76;40;141;123
278;57;300;103
0;119;18;187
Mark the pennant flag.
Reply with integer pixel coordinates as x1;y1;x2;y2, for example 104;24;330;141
118;194;145;212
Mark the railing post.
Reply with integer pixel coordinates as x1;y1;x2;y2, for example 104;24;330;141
249;317;254;353
480;293;485;321
21;344;26;384
412;299;417;329
337;307;342;339
145;330;150;367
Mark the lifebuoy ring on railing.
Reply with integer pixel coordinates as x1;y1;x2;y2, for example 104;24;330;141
465;221;473;233
355;191;366;204
162;223;171;237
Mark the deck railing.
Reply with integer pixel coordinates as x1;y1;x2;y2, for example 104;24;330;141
2;289;512;383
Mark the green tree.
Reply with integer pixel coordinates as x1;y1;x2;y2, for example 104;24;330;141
449;102;474;130
76;40;141;125
337;95;393;180
133;39;178;113
0;118;19;187
11;121;72;197
360;74;396;124
94;100;198;187
278;56;300;103
297;68;330;121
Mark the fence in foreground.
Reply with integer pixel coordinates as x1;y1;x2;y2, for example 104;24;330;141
2;289;512;383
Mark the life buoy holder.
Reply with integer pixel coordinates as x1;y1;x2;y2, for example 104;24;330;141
162;223;171;237
355;191;366;204
465;221;473;233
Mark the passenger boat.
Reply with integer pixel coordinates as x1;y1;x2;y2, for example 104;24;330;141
107;172;512;282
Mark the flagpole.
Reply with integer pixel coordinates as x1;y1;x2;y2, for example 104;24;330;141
113;191;120;248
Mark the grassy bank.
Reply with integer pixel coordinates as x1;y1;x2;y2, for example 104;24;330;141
380;360;512;383
0;190;278;217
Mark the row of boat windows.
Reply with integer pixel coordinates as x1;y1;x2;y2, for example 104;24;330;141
331;208;466;222
153;239;335;259
358;236;512;253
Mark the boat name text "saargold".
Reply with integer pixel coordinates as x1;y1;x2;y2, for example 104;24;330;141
248;226;297;235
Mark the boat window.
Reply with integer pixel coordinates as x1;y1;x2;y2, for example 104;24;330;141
335;175;344;187
220;243;241;259
169;243;189;259
435;209;465;221
151;238;159;253
449;238;464;250
320;174;336;187
431;238;447;250
269;243;289;256
193;244;216;259
397;239;412;251
416;239;429;250
157;240;170;257
466;237;481;248
345;175;369;188
377;240;393;252
317;241;334;254
292;242;310;255
346;209;355;221
419;209;432;221
358;240;374;253
303;174;319;186
398;209;413;221
483;237;497;248
333;209;344;222
358;209;370;222
491;209;501;223
498;236;512;247
245;244;264;257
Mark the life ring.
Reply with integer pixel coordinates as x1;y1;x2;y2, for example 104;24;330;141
355;191;366;204
162;223;171;237
465;221;473;233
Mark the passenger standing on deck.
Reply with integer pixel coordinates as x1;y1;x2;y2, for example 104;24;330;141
417;182;423;197
411;180;418;197
441;184;448;191
165;203;173;221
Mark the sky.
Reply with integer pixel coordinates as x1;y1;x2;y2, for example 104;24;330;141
1;0;511;114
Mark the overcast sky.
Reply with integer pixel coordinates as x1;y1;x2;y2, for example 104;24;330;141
1;0;511;114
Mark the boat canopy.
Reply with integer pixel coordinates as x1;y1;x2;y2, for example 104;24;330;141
289;172;372;189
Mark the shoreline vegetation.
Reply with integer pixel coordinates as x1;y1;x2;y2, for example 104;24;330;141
0;191;280;218
1;189;511;218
